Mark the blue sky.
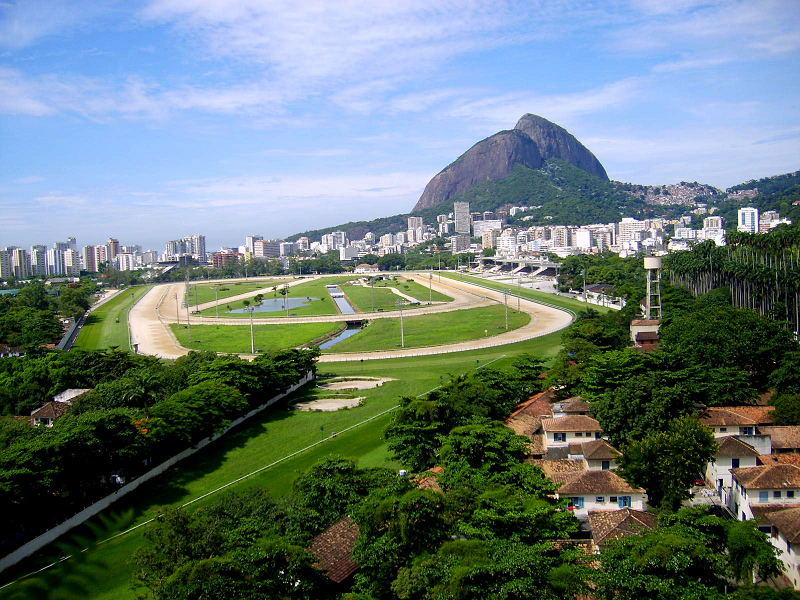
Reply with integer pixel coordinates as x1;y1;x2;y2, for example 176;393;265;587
1;0;799;251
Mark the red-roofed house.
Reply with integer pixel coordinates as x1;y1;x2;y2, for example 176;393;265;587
556;470;646;519
727;464;800;521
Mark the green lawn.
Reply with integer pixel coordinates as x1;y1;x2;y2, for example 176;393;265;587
72;286;154;351
441;272;610;314
2;330;568;599
325;304;530;353
341;277;452;312
170;322;343;353
188;278;293;306
196;276;354;318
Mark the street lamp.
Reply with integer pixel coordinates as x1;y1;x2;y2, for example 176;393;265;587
247;306;255;354
174;293;180;325
395;299;406;348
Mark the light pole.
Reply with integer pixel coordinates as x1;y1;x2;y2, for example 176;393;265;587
396;299;405;348
428;273;432;304
174;293;180;325
247;306;255;354
214;284;219;318
503;291;509;330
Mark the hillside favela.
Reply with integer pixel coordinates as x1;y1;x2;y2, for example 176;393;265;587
1;3;800;600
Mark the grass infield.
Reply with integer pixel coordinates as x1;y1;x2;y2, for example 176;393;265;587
170;321;343;353
188;278;293;306
72;285;153;351
324;304;530;353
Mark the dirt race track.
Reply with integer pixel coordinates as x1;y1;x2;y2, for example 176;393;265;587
129;272;574;362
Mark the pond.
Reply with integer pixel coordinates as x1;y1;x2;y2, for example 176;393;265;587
319;325;363;349
227;297;317;313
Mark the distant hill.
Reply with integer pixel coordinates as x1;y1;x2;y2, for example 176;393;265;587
413;114;608;212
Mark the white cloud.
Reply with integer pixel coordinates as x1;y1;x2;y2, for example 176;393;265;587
0;0;104;49
444;78;644;129
12;175;44;184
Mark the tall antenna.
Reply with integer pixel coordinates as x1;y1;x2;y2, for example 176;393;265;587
644;256;662;319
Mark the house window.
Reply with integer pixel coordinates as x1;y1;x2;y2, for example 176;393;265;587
719;427;727;432
596;496;605;503
595;432;601;439
568;497;584;509
760;491;769;502
732;458;740;468
740;427;754;435
610;496;618;503
601;460;610;470
775;491;783;499
575;432;583;437
553;432;566;442
618;496;631;508
789;491;796;499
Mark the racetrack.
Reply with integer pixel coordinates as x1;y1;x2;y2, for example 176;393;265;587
129;272;573;361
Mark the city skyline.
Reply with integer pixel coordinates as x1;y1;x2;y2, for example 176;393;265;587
2;0;799;250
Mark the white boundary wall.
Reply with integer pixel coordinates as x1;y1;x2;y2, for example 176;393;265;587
0;371;314;574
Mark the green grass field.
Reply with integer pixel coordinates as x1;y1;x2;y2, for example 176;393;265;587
72;286;154;351
3;273;579;599
196;276;354;318
188;278;293;306
341;277;452;312
170;321;343;353
1;329;568;599
325;304;530;353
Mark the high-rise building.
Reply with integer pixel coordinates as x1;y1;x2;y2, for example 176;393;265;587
245;235;263;253
0;249;11;280
183;235;206;261
407;216;423;230
83;246;98;272
575;229;593;250
253;239;281;258
95;245;108;266
11;248;29;279
617;218;647;245
117;253;136;271
30;245;46;275
451;234;471;254
47;241;70;275
66;237;77;252
106;238;121;261
703;216;723;229
64;249;81;275
454;202;470;235
737;207;759;233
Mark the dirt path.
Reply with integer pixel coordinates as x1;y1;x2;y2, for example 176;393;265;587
128;273;573;361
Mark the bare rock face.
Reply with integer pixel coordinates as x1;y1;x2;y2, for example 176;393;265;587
412;114;607;212
413;130;542;212
513;114;608;181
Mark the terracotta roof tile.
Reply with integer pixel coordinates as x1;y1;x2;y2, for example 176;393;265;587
562;397;591;414
731;464;800;489
576;439;621;461
759;454;800;467
309;516;360;583
630;319;660;326
530;459;587;478
505;390;554;438
759;507;800;542
751;504;796;518
557;470;645;495
541;415;602;433
30;402;70;420
760;426;800;450
716;436;760;458
698;406;774;427
588;508;657;546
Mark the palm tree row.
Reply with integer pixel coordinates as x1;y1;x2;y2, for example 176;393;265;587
665;224;800;334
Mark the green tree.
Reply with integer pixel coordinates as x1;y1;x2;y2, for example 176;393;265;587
617;415;718;511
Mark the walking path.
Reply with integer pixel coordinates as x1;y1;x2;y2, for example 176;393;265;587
128;272;573;361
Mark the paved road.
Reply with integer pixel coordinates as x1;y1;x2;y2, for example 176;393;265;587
128;272;573;361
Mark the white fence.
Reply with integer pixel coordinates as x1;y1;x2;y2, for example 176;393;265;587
0;371;314;575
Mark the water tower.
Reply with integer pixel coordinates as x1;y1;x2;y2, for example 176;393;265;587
643;256;662;319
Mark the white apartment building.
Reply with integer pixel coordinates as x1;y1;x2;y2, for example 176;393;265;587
617;218;647;246
726;464;800;521
737;207;759;233
64;249;81;275
116;252;137;271
574;228;593;250
454;202;470;235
